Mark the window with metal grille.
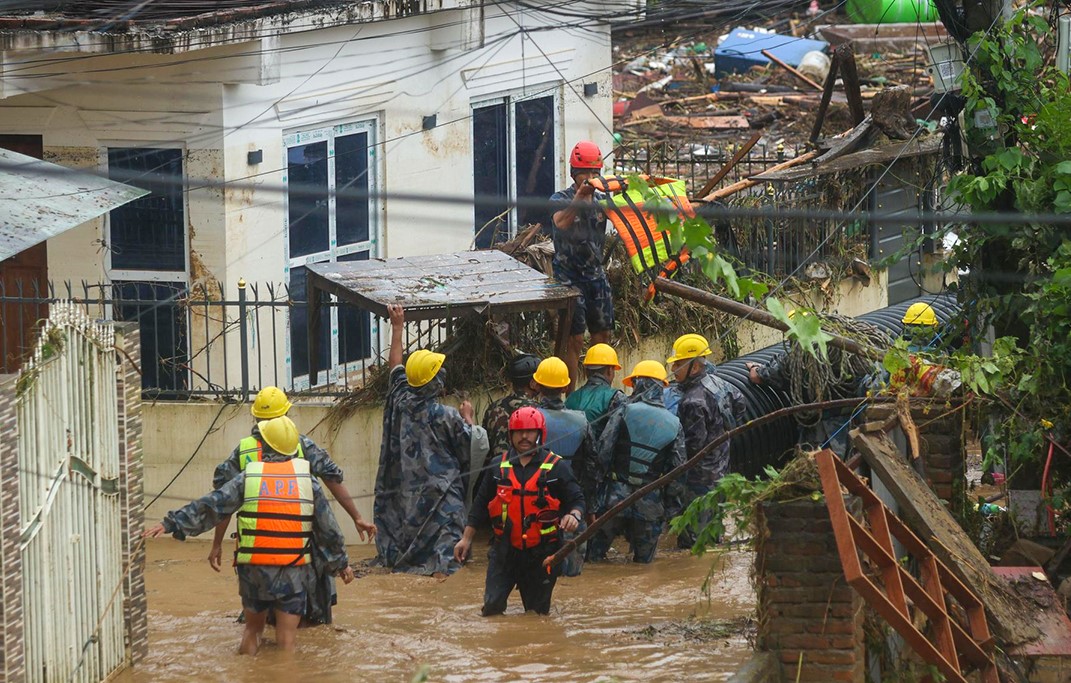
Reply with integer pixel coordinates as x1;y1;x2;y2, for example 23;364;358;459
284;122;378;387
107;148;185;271
106;146;189;394
111;280;189;395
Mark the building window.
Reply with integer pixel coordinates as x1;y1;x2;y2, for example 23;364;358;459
106;146;188;393
284;121;378;386
107;148;185;271
472;94;557;248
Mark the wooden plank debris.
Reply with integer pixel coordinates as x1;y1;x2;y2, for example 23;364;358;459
760;48;824;90
699;150;818;202
663;115;750;129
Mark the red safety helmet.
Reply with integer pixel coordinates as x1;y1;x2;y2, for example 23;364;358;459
508;406;546;443
570;140;603;170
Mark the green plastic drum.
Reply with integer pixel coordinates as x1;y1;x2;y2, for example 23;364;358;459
846;0;938;23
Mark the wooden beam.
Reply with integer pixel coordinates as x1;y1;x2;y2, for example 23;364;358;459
760;48;823;90
699;151;818;202
851;429;1043;648
652;277;882;360
695;131;762;199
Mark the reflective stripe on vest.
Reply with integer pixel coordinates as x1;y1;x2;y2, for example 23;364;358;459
235;459;314;566
589;175;693;282
238;435;306;471
487;451;562;550
614;402;680;486
540;408;588;460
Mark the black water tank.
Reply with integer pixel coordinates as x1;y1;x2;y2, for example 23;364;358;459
714;294;959;478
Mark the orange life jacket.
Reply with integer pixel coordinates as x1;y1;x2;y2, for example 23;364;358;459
235;459;314;566
488;451;562;550
588;174;693;301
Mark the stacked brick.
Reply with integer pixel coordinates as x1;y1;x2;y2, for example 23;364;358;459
116;323;149;665
0;375;25;682
756;498;866;683
865;405;965;506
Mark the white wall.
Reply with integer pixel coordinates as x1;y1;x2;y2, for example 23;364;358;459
0;2;614;391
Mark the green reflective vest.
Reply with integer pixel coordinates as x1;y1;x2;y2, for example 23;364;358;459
237;435;305;471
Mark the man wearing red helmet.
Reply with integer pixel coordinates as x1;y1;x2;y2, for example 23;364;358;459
550;140;615;392
454;406;586;616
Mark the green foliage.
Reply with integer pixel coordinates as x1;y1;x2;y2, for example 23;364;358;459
628;174;832;359
927;6;1071;482
767;299;833;361
882;338;912;378
667;465;822;555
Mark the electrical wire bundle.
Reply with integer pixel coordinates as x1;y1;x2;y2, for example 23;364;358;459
782;313;888;426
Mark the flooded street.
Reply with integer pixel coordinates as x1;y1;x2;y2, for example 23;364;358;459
125;536;756;682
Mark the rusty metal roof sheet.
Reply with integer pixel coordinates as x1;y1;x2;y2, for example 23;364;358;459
306;249;580;322
0;147;148;261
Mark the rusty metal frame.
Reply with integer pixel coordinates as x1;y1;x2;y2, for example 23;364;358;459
815;450;999;683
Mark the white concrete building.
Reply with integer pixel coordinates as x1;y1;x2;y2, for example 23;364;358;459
0;0;615;391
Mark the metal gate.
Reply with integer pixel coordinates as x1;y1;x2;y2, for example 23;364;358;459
16;303;127;682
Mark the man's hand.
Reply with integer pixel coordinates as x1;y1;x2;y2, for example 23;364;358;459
387;303;405;326
576;181;595;199
208;543;223;572
559;511;581;533
459;400;475;424
142;523;167;539
745;362;763;385
454;537;472;564
338;566;355;585
354;518;377;542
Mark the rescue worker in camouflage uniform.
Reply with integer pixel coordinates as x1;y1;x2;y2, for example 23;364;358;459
476;354;540;495
663;361;747;430
374;304;489;577
588;361;686;563
667;333;734;550
533;356;597;576
551;140;614;392
144;416;354;655
208;385;374;626
565;343;626;440
455;406;585;616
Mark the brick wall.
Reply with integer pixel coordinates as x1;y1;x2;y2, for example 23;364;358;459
865;404;965;508
756;498;866;683
116;323;148;665
0;375;25;683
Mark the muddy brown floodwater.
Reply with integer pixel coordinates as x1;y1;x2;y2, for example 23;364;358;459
122;536;756;682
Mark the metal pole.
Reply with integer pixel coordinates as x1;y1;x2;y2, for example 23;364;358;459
652;278;883;359
237;278;249;402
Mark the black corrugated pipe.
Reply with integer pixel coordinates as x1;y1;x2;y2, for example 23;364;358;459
710;294;959;477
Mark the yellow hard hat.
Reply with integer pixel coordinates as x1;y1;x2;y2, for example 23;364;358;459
533;356;570;389
257;416;300;456
902;302;937;327
623;360;669;387
666;333;712;365
405;349;446;387
583;343;621;369
251;385;292;419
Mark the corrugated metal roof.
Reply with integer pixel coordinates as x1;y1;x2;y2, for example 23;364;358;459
0;147;148;262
